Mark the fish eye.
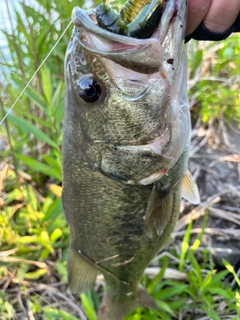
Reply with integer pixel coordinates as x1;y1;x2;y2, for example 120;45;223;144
77;75;102;103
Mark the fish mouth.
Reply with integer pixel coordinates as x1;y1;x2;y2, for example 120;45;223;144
71;0;186;74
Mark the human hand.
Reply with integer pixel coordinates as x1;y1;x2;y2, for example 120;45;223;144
186;0;240;41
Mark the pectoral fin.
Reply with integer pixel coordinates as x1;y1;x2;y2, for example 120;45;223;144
181;170;200;204
68;247;98;294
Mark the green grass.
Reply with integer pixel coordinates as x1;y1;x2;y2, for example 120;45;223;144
187;37;240;124
0;0;240;319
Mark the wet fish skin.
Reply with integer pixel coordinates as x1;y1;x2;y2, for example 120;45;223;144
62;0;190;319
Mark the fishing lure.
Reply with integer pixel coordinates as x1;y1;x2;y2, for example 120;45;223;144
96;0;165;39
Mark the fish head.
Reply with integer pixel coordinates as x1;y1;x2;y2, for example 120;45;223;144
64;0;190;185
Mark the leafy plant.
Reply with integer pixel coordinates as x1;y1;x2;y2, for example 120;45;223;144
187;36;240;125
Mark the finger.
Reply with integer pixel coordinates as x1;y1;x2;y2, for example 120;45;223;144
186;0;212;36
204;0;240;32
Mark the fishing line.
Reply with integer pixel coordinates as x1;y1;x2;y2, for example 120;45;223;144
0;19;73;126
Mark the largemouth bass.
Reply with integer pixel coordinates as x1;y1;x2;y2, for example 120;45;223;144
62;0;199;319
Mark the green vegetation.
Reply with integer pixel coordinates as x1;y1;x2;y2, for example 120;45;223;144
0;0;239;319
187;36;240;124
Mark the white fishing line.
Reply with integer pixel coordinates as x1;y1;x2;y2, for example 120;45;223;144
0;19;73;126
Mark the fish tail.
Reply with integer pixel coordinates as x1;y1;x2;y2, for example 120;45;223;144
98;285;157;320
67;246;98;294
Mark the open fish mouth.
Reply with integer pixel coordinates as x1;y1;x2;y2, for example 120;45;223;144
70;0;185;74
